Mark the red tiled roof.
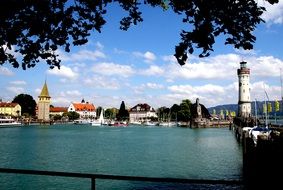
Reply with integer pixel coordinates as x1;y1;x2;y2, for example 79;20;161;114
0;102;19;108
50;107;68;112
72;103;95;111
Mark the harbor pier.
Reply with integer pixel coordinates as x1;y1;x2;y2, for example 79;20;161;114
232;117;283;189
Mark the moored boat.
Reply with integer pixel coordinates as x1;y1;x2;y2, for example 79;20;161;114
73;119;91;125
0;118;22;127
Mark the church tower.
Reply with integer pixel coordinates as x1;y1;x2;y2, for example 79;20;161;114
37;81;51;121
237;61;251;117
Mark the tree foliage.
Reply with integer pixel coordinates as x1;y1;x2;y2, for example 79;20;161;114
66;111;80;120
0;0;278;69
117;101;129;121
12;93;37;116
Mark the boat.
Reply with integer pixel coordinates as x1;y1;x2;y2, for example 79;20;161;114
142;121;157;126
248;99;271;145
113;121;128;127
249;125;271;145
0;118;22;127
91;109;106;126
73;119;91;125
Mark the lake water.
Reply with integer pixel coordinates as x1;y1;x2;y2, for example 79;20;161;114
0;125;243;189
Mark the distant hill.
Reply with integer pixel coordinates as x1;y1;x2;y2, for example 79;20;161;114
208;101;283;118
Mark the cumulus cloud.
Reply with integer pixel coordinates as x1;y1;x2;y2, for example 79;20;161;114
58;49;106;62
140;65;164;76
6;86;25;94
92;62;135;77
10;80;26;85
133;82;164;94
167;83;238;107
0;67;14;76
84;76;120;89
163;54;240;81
47;65;79;79
133;51;156;63
258;1;283;25
248;56;283;78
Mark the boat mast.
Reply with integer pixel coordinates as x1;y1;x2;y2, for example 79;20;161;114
264;85;269;128
281;68;283;101
255;99;257;126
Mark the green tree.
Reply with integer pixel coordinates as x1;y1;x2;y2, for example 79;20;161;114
12;94;37;116
117;101;129;121
157;106;170;122
105;108;118;120
0;0;278;69
67;111;80;121
179;99;191;122
170;104;180;121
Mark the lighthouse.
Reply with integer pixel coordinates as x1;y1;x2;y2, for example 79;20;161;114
237;61;251;117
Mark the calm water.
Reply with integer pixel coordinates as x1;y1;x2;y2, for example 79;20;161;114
0;125;243;189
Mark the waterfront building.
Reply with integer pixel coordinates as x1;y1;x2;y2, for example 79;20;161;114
67;99;96;119
237;61;251;117
0;102;21;117
37;81;51;121
50;107;68;116
129;103;157;123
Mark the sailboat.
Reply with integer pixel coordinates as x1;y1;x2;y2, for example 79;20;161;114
91;109;105;126
249;96;271;145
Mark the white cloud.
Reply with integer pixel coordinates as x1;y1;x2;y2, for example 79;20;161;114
167;83;238;107
259;1;283;25
140;65;164;76
165;54;239;80
248;56;283;78
133;51;156;63
92;62;135;77
58;49;106;62
6;86;25;94
47;65;79;79
251;81;281;101
65;90;82;97
133;82;164;94
0;67;14;76
84;76;120;89
9;80;27;85
95;42;104;50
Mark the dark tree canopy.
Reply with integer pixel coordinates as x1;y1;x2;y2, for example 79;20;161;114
117;100;129;121
12;93;37;116
0;0;278;69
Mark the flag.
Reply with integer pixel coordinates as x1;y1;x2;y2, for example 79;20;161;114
275;100;280;112
268;102;272;113
263;104;266;113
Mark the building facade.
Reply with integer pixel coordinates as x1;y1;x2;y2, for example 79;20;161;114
0;102;21;117
67;99;96;119
129;103;157;123
237;61;251;117
37;81;51;121
50;107;68;116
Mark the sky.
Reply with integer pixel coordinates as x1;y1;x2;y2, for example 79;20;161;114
1;2;283;110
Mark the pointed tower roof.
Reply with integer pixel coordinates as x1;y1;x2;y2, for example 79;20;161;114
39;81;50;98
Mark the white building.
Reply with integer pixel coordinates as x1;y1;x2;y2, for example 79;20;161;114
237;61;251;117
67;99;96;119
129;103;157;123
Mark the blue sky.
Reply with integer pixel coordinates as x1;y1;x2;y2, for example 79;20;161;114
1;2;283;109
